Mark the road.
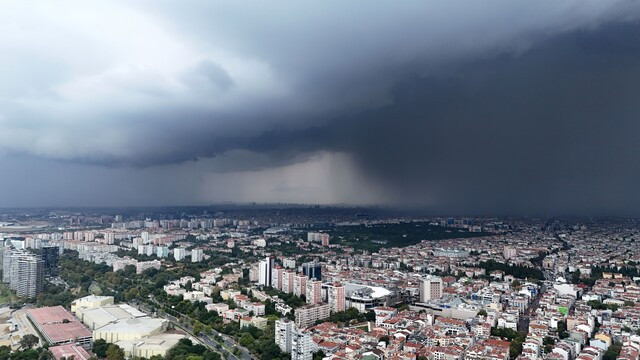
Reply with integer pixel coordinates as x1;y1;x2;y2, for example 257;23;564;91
132;299;255;360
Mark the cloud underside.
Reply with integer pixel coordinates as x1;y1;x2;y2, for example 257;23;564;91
2;1;640;213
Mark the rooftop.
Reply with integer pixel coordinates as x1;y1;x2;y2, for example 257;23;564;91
49;344;91;360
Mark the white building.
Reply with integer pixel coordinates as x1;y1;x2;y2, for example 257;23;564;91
191;249;204;263
173;248;187;261
258;257;274;286
275;319;295;353
420;275;443;302
275;319;316;360
503;246;517;260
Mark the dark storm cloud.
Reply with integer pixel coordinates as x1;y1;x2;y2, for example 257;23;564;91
239;21;640;215
4;1;640;210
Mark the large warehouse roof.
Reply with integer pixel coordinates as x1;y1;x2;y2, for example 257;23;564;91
27;306;92;344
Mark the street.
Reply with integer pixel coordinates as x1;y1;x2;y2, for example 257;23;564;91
132;299;255;360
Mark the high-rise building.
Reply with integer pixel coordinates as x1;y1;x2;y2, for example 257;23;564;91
293;274;307;298
103;232;115;244
275;318;316;360
291;328;316;360
272;267;284;290
275;318;295;353
173;247;187;261
17;256;44;298
327;282;345;313
156;246;169;258
191;249;204;263
1;249;44;298
419;275;443;302
42;246;60;277
302;262;322;281
282;271;295;293
306;280;322;304
2;249;16;283
503;246;517;260
321;234;330;247
258;257;274;286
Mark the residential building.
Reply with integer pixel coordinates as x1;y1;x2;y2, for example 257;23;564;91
420;275;443;302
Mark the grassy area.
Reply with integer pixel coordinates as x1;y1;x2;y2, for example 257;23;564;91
329;222;490;251
0;283;20;305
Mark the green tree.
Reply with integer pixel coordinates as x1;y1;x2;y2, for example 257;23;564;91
106;345;124;360
603;342;622;360
19;334;39;350
239;333;254;348
93;339;108;358
193;322;203;334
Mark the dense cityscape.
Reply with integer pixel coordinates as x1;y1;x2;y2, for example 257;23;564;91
0;208;636;360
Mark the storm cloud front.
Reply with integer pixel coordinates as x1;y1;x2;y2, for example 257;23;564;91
1;1;640;214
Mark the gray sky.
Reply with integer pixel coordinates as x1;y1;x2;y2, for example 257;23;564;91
2;1;640;214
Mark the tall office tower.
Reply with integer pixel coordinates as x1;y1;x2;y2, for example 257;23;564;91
327;282;345;313
191;249;204;262
42;246;60;277
419;275;443;302
258;256;274;286
302;262;322;281
306;280;323;304
16;256;44;298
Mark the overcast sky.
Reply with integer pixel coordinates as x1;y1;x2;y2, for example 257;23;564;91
2;1;640;214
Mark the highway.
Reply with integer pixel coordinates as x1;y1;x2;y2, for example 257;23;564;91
132;299;256;360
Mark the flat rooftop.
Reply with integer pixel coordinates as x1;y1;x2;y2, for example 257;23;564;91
27;306;92;343
49;344;91;360
95;317;167;334
28;306;75;325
